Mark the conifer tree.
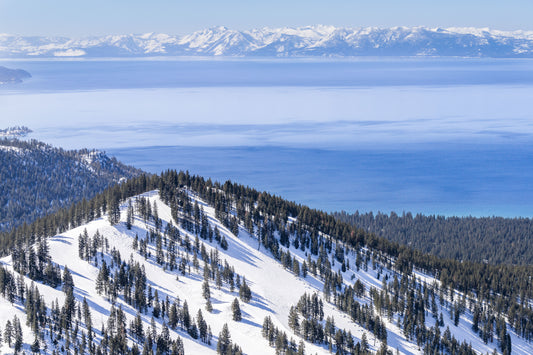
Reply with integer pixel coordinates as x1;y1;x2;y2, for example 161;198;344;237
202;280;211;300
232;298;242;321
62;266;74;294
217;323;232;354
108;194;121;225
31;336;40;353
126;199;134;230
197;309;208;343
361;332;369;353
157;322;171;353
4;319;12;347
182;301;191;330
206;298;213;313
216;269;222;289
239;277;251;303
288;306;300;333
220;236;228;250
169;303;178;329
13;316;23;352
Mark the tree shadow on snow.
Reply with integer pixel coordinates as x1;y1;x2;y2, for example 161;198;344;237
250;294;274;314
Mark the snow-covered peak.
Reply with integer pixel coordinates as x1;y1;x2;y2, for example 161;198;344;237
1;25;533;58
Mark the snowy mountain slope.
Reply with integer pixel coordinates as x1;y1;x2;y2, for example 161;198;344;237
0;191;385;354
0;176;530;354
1;26;533;58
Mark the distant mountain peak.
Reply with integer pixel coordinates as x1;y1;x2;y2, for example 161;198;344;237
1;26;533;58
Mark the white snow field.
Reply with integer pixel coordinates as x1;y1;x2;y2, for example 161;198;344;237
0;190;531;354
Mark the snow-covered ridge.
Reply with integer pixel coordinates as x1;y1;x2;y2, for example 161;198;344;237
2;25;533;58
0;186;530;354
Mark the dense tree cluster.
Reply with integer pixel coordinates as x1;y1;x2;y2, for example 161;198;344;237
262;315;305;355
11;237;62;288
217;323;243;355
286;292;376;354
334;210;533;265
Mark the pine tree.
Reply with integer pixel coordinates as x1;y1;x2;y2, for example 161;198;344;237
13;316;23;352
182;301;191;330
197;309;207;341
150;316;157;342
188;323;199;339
239;277;251;303
202;280;211;300
79;229;88;259
157;322;171;353
232;298;242;321
31;336;40;353
297;340;305;355
216;269;222;289
126;199;134;230
206;298;213;313
95;260;109;295
108;194;121;225
288;306;300;333
169;303;178;329
220;236;228;250
4;319;12;347
37;237;50;270
172;336;185;355
361;332;369;353
133;312;144;340
62;266;74;294
217;323;232;354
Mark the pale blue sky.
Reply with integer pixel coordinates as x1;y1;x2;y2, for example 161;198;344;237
0;0;532;36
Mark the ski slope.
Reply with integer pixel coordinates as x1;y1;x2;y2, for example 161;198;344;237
0;190;531;354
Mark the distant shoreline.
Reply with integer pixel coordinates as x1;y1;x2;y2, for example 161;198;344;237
0;126;32;138
0;66;31;84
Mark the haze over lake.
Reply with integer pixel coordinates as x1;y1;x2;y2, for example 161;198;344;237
1;58;533;217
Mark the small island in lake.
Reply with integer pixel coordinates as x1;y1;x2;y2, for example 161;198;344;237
0;66;31;84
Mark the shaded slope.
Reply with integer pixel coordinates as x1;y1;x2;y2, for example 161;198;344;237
0;138;142;232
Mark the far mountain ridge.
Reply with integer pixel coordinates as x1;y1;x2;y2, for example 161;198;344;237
1;25;533;58
0;66;31;83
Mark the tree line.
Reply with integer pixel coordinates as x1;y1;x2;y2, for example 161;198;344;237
334;210;533;265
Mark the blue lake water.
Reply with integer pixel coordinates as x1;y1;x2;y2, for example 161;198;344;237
1;58;533;217
105;144;533;217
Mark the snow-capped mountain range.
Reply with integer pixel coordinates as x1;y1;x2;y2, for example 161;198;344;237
1;25;533;58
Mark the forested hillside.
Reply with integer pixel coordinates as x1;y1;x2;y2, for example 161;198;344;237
0;138;142;232
333;211;533;265
0;171;531;354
